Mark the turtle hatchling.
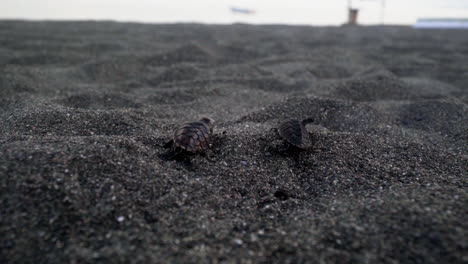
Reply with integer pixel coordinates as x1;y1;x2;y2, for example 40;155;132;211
162;117;215;160
277;118;314;151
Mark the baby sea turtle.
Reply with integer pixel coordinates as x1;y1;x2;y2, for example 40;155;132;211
277;118;314;151
162;117;215;160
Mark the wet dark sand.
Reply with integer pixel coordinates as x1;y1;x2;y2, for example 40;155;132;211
0;21;467;263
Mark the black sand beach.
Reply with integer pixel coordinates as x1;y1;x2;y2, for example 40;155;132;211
0;21;467;263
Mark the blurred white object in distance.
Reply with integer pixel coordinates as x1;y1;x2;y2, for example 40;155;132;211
413;18;468;29
230;7;256;15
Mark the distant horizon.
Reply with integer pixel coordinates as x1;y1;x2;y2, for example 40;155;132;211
0;18;450;27
1;0;468;26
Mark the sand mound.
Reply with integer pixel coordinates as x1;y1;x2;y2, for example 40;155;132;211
240;96;392;133
57;92;141;110
398;101;466;135
3;108;145;137
146;43;215;66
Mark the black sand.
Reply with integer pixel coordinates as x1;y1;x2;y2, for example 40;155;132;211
0;21;467;263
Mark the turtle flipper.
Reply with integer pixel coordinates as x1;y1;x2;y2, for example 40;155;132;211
159;150;176;161
163;139;174;149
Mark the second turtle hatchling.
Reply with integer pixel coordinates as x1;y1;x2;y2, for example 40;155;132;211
277;118;314;151
163;117;215;160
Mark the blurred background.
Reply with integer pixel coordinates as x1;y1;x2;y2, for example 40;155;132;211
1;0;468;26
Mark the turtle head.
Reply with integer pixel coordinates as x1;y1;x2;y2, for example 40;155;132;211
199;116;215;126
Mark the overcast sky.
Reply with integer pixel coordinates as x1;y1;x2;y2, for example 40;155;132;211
1;0;468;25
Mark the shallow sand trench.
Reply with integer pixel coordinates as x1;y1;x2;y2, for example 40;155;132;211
0;21;467;263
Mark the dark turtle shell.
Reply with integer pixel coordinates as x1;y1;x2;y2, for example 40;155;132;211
278;119;311;149
172;117;215;153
